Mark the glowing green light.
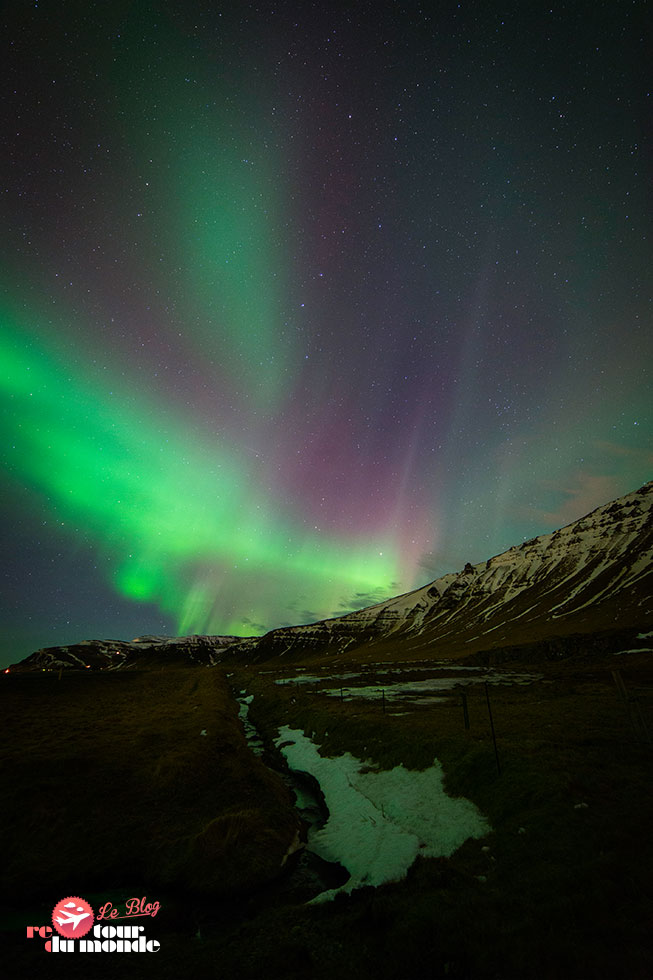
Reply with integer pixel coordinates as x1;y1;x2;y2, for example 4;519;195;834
1;303;401;636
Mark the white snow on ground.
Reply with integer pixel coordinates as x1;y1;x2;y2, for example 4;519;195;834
321;671;541;701
276;727;490;902
612;648;653;656
236;694;265;755
273;668;541;704
275;671;365;686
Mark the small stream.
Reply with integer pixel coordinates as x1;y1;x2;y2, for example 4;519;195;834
235;693;349;901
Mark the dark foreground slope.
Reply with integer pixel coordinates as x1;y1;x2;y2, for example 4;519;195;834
0;668;301;904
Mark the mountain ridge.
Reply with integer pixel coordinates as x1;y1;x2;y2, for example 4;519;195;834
10;481;653;670
227;480;652;664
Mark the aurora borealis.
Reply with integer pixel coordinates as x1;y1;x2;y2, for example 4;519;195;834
1;1;651;665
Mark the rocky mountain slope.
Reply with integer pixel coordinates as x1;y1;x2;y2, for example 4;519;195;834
11;482;653;670
11;633;241;672
229;480;653;664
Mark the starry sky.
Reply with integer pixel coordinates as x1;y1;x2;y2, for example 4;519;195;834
1;1;651;666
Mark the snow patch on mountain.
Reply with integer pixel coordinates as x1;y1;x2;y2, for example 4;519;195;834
235;481;653;662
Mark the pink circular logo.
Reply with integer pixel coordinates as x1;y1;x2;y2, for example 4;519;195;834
52;896;94;938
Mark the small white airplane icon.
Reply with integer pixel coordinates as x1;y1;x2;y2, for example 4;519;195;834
55;902;91;931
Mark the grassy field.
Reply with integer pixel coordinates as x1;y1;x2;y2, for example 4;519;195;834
0;667;301;958
2;651;653;978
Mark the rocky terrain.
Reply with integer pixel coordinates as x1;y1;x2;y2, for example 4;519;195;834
12;632;243;671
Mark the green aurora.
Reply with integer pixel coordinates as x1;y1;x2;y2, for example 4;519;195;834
1;303;401;637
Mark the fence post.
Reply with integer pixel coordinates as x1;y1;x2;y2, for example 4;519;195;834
485;682;501;775
612;670;651;744
461;690;470;730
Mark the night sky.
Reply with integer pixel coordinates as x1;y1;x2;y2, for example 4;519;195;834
1;1;651;667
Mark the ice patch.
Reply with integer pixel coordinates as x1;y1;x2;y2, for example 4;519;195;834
236;694;265;756
321;671;541;702
276;727;489;901
612;648;653;656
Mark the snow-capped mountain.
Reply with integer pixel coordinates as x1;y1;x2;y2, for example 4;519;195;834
232;481;653;663
12;633;244;672
11;482;653;670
